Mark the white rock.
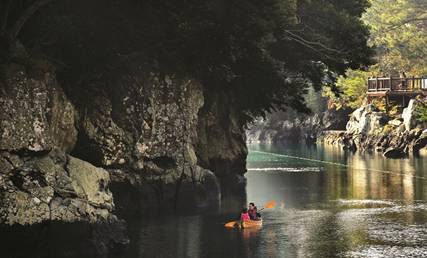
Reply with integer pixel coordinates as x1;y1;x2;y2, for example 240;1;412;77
388;119;402;126
33;197;41;204
402;99;416;131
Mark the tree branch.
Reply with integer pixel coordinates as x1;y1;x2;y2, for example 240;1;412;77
384;13;427;32
284;30;346;55
1;0;12;34
9;0;56;40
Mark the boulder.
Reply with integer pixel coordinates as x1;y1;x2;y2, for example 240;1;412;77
66;156;113;210
383;147;406;159
346;104;388;135
0;152;115;225
412;135;427;152
388;119;403;127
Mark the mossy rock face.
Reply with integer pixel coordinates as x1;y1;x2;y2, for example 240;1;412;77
0;61;77;153
0;60;116;225
1;57;246;219
73;72;205;171
0;152;115;225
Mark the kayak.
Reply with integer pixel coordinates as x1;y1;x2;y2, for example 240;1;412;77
224;219;263;229
242;219;262;228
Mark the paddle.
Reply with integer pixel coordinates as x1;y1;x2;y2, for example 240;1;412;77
224;200;277;228
259;200;276;211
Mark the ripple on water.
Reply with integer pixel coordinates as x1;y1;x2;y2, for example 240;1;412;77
335;200;427;257
367;222;427;246
247;167;322;173
344;245;427;258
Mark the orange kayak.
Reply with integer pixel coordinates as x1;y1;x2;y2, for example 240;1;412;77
242;219;262;228
224;219;263;229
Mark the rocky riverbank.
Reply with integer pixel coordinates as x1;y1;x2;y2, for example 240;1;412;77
318;100;427;158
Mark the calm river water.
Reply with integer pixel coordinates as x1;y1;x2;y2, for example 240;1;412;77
4;143;427;258
126;143;427;258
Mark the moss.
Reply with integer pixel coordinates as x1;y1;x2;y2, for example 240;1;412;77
382;124;395;134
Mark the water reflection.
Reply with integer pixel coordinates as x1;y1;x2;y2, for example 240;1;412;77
247;143;427;206
122;143;427;258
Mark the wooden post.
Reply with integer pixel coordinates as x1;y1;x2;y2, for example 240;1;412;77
412;76;415;91
376;77;379;91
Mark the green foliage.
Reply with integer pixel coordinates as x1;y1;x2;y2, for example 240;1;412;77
323;69;369;109
327;0;427;110
414;98;427;123
363;0;427;75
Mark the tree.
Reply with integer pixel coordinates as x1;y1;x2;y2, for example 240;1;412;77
2;0;373;123
363;0;427;75
326;0;427;110
323;69;370;109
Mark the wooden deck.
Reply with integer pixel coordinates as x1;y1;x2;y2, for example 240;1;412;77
367;76;427;109
367;77;427;96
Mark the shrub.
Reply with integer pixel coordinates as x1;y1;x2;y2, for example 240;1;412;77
414;98;427;124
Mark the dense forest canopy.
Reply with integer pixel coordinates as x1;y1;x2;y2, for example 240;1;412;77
364;0;427;75
326;0;427;109
1;0;372;122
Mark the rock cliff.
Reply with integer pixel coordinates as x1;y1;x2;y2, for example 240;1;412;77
319;100;427;158
246;89;351;144
0;61;115;225
0;57;247;226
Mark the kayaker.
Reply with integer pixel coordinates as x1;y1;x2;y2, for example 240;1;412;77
240;208;250;222
248;202;261;220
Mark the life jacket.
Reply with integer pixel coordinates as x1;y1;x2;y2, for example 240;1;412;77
240;212;250;221
248;207;258;220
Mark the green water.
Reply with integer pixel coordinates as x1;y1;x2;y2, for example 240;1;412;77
244;143;427;257
4;143;427;257
126;143;427;257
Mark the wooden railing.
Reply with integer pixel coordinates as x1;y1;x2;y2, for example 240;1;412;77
367;77;427;92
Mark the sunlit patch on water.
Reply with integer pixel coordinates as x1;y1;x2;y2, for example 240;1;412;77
242;144;427;258
344;245;427;258
332;200;427;257
269;200;427;258
368;222;427;246
247;167;322;173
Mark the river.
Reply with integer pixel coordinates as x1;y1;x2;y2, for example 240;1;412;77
3;143;427;257
125;143;427;258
